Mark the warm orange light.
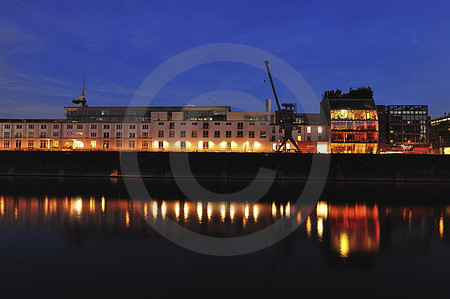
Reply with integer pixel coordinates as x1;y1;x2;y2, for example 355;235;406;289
161;201;167;219
439;216;444;239
272;202;277;218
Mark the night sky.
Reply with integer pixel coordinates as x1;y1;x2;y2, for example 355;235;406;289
0;0;449;118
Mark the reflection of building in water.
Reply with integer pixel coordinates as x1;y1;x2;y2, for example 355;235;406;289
0;195;302;237
328;204;380;257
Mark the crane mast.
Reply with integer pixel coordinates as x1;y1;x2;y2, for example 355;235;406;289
263;60;301;153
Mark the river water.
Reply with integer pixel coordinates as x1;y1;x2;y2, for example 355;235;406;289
0;177;449;298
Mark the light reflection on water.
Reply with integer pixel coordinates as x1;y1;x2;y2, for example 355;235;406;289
3;193;448;259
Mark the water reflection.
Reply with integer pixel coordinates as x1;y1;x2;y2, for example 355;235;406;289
0;179;449;262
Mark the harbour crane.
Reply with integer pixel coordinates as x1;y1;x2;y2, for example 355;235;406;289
263;60;300;152
72;68;88;107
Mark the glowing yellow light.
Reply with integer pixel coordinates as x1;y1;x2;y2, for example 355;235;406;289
183;202;189;221
44;196;49;215
285;202;290;217
153;141;158;148
71;197;83;216
230;204;235;222
198;141;203;149
253;204;259;221
207;202;212;221
272;202;277;218
175;201;180;220
125;210;130;227
221;203;226;222
339;232;350;257
280;204;284;216
306;216;311;237
231;141;237;148
144;203;148;220
152;201;158;219
90;141;96;148
89;198;95;212
316;201;328;219
161;201;167;219
439;216;444;239
101;196;105;213
244;204;249;219
317;218;324;239
197;202;203;223
220;141;227;148
254;141;260;148
0;197;4;216
73;140;84;149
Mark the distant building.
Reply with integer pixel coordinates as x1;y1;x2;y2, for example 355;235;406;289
430;114;450;154
0;105;328;153
321;98;379;154
379;105;429;153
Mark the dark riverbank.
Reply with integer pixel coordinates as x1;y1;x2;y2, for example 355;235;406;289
0;151;449;182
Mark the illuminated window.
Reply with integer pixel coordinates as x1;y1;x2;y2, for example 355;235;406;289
307;126;311;134
40;140;47;149
260;131;266;138
90;141;96;148
103;141;109;149
28;140;34;147
142;141;148;149
318;126;323;134
3;140;10;148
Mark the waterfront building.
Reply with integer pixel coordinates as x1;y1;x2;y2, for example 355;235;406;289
430;114;450;154
321;98;379;154
378;105;430;153
0;104;328;153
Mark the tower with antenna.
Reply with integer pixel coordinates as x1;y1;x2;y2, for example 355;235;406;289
72;68;88;107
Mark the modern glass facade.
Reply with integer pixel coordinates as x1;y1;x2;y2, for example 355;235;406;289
384;105;428;146
321;98;378;154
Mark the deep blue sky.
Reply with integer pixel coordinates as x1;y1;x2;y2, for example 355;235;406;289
0;0;449;118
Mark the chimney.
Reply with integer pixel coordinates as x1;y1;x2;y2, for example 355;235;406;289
265;98;272;112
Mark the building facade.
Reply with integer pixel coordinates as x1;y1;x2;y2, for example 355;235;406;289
380;105;429;152
0;105;329;153
430;115;450;154
321;98;379;154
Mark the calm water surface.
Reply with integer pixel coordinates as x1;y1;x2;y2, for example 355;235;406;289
0;177;449;298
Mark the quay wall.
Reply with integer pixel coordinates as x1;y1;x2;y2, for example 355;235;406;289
0;151;449;182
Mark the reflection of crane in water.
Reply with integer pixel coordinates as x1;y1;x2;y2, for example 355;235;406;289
263;60;300;152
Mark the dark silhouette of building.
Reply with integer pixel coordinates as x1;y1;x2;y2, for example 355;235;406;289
430;114;450;154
